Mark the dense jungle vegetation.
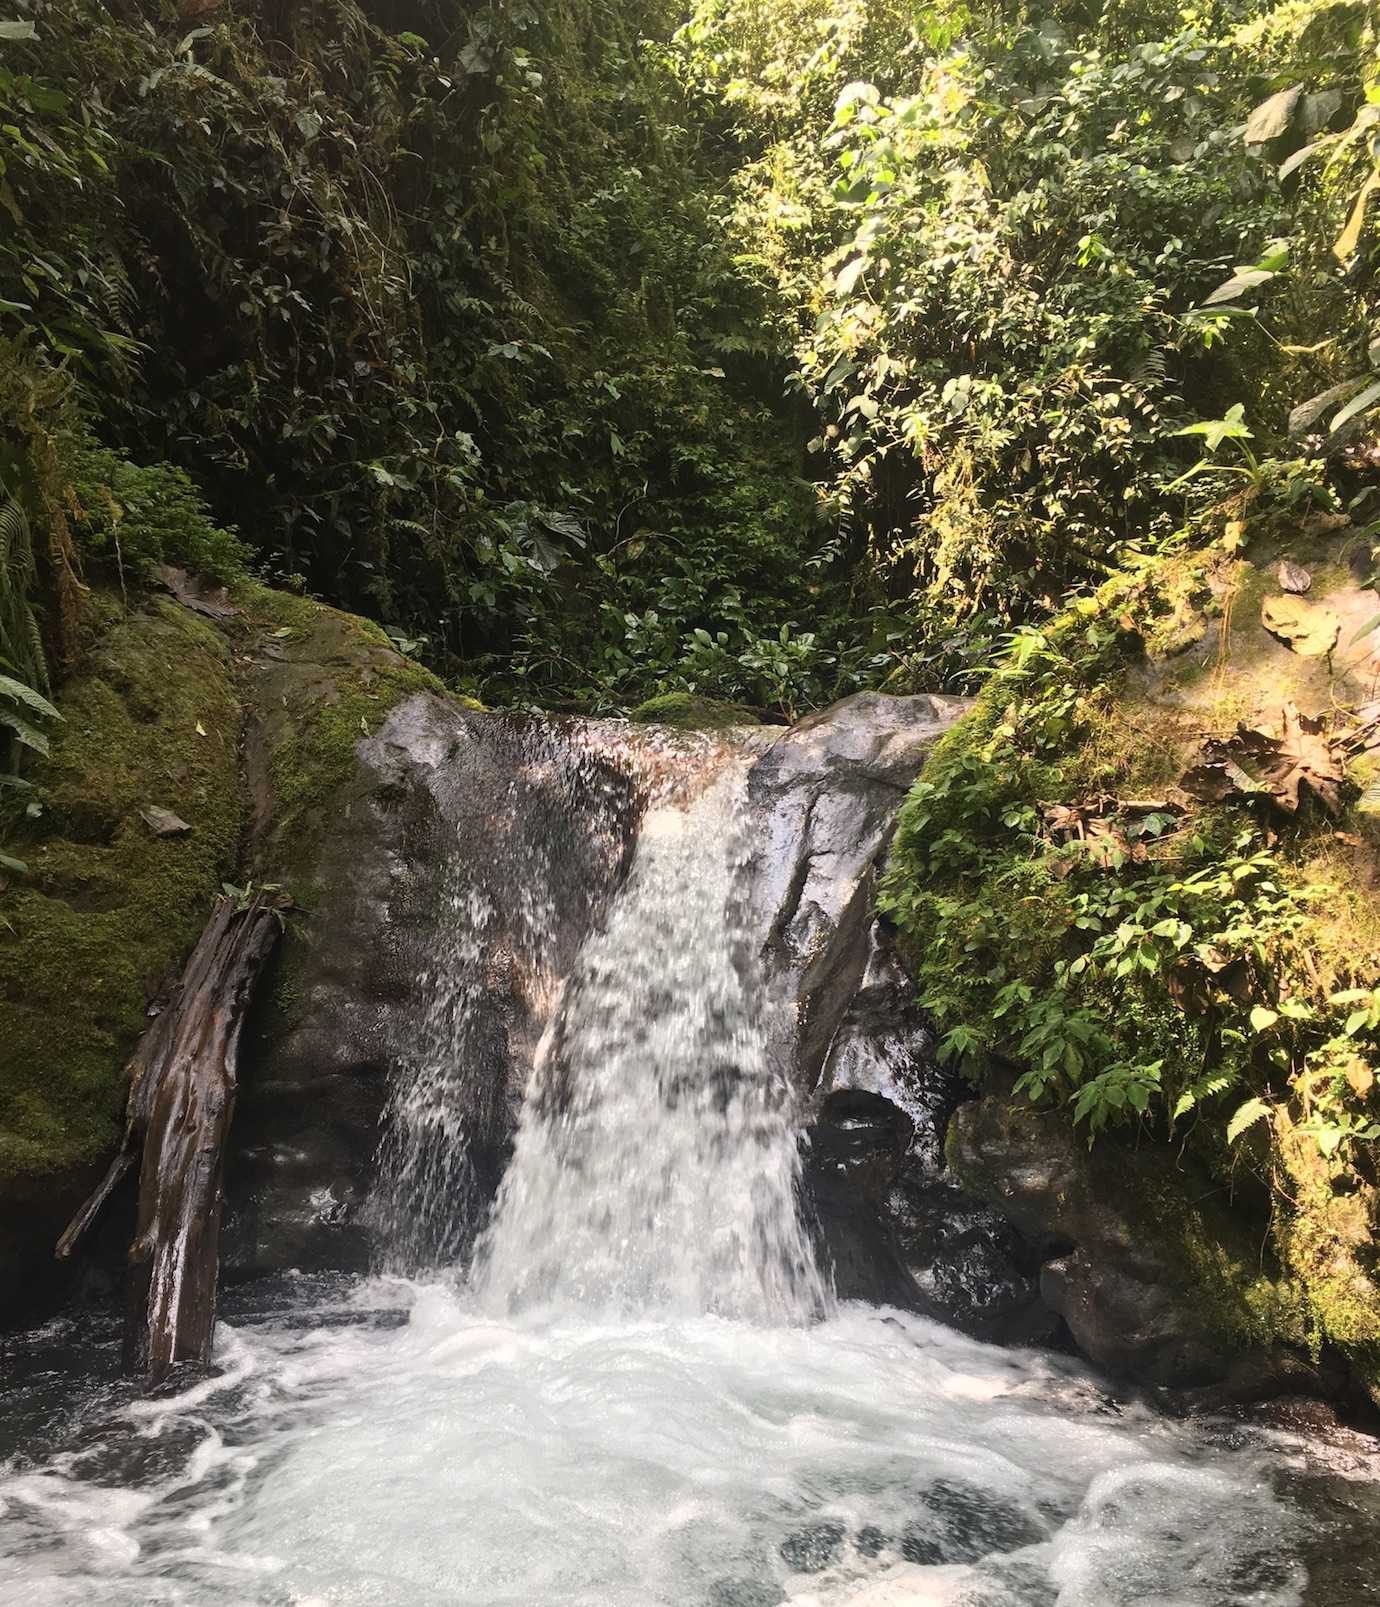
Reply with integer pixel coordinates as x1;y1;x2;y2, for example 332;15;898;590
6;0;1380;1381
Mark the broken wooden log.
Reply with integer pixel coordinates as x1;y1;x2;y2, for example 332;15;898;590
57;892;282;1383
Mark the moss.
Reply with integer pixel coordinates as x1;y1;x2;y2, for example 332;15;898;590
234;583;443;891
0;596;244;1197
628;691;762;729
888;545;1380;1391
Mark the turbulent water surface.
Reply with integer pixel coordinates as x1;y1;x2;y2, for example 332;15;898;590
4;730;1379;1605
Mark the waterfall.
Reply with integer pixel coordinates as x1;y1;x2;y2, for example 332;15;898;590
373;724;830;1319
476;763;831;1321
0;707;1331;1607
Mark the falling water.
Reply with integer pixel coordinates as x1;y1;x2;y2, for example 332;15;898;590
477;765;829;1320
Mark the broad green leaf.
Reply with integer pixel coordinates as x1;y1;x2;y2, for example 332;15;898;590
0;673;60;721
1330;376;1380;433
1249;1005;1279;1033
1334;172;1380;262
0;849;28;873
0;708;49;754
1279;135;1337;180
0;20;37;40
1202;267;1275;305
1227;1097;1271;1144
1289;377;1365;437
1244;85;1301;144
1174;404;1252;451
833;255;870;297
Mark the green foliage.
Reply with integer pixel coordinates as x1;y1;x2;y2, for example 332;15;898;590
681;4;1289;621
0;0;885;715
0;490;44;694
879;582;1380;1158
0;597;243;1186
66;444;246;585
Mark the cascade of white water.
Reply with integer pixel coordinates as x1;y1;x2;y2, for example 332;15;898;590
476;763;831;1321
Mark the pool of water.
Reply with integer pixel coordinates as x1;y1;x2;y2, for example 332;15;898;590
5;1274;1373;1607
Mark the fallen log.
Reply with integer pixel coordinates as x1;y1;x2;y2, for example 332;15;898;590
57;892;282;1383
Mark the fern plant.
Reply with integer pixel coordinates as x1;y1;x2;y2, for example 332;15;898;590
0;491;60;872
0;492;47;699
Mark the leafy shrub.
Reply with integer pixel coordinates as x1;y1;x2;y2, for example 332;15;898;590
878;575;1380;1161
66;445;246;585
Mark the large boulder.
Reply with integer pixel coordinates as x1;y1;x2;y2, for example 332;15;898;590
946;1081;1346;1401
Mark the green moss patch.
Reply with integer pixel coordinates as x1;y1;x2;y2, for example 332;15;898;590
628;691;761;730
0;597;244;1197
235;582;442;893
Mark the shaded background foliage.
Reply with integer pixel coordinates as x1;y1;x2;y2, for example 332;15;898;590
4;0;1380;1383
0;0;857;710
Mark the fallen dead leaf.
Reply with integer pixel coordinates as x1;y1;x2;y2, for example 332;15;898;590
1277;559;1312;594
139;805;192;837
1179;701;1347;815
1261;593;1340;657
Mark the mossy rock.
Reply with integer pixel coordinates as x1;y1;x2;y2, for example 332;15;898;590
234;581;443;894
628;691;761;730
0;597;243;1199
947;1088;1314;1392
885;541;1380;1402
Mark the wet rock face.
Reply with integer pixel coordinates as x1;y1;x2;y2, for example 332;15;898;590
227;685;1026;1322
745;691;969;1097
946;1084;1350;1398
225;696;643;1277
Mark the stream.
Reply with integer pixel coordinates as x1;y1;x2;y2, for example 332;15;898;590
4;712;1380;1604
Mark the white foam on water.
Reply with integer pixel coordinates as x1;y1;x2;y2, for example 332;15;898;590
0;1282;1309;1607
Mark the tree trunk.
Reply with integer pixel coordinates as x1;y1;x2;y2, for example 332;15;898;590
58;893;282;1384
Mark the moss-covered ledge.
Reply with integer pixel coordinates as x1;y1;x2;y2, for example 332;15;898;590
628;691;762;730
233;582;443;897
0;576;449;1313
0;596;243;1216
881;534;1380;1407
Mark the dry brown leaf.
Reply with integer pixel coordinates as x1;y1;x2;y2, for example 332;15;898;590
1179;702;1346;815
1277;559;1312;594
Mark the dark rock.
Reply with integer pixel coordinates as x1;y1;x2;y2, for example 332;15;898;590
746;692;969;1098
816;924;961;1170
898;1481;1045;1570
887;1177;1055;1345
948;1081;1334;1394
226;696;643;1276
809;1088;914;1202
779;1519;846;1572
918;1478;1047;1562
